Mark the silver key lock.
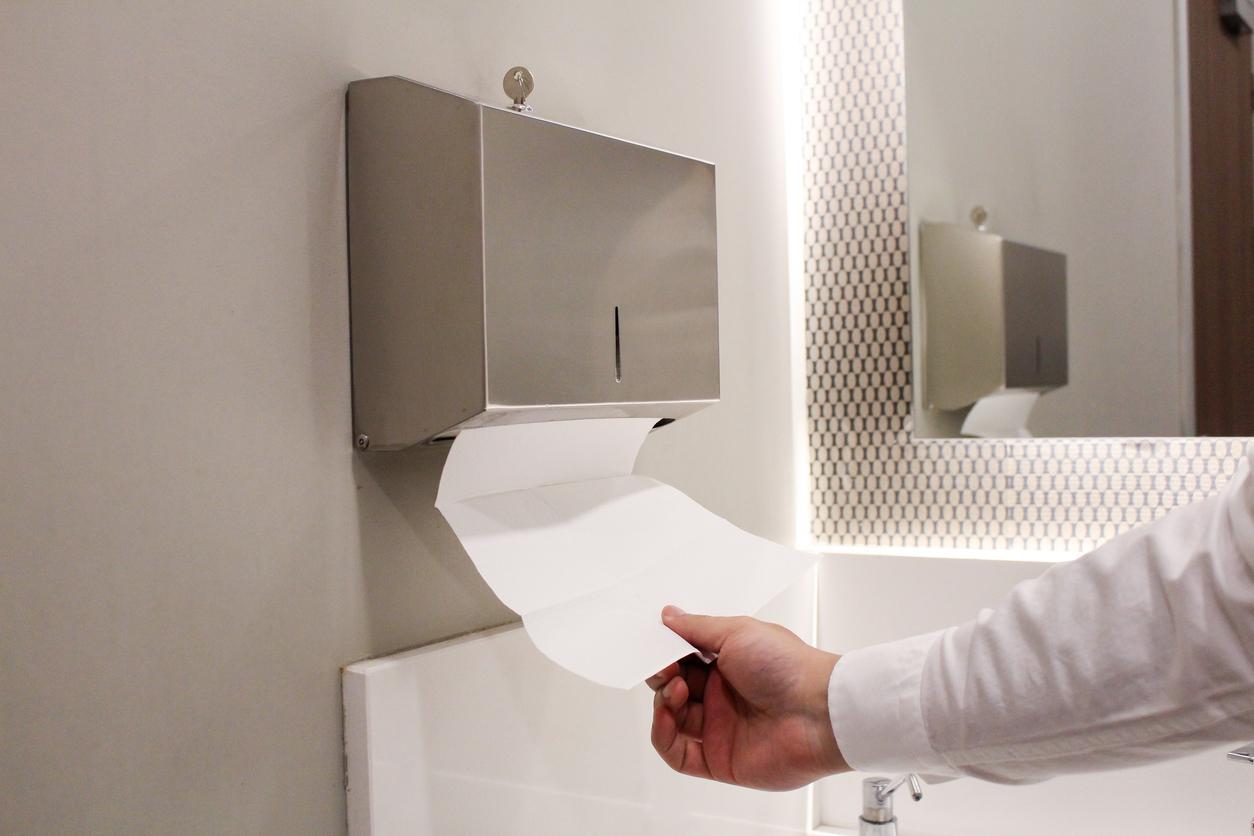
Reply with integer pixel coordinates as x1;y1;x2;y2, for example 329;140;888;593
503;66;534;112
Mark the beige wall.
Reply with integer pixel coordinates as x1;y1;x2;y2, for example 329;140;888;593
0;2;797;832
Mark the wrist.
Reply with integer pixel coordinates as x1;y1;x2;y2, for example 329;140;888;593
807;649;849;775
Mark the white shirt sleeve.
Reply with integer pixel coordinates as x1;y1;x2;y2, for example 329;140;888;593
829;450;1254;783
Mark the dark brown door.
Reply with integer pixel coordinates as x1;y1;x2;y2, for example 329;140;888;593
1189;0;1254;435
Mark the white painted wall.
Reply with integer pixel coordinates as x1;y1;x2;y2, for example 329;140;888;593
815;555;1254;834
905;0;1190;438
0;2;800;832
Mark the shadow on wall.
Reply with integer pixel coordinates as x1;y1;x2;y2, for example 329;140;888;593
352;443;517;659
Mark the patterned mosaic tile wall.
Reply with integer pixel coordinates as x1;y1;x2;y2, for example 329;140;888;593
801;0;1250;552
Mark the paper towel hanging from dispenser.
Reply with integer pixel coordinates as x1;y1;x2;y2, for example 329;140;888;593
919;221;1068;435
342;76;821;690
346;76;720;450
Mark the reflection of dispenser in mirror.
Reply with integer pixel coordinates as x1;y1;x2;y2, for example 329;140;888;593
919;221;1068;438
345;76;719;450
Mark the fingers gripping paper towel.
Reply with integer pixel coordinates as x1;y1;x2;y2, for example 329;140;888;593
435;418;816;688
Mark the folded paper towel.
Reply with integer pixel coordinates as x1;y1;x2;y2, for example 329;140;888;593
435;418;816;688
961;390;1041;438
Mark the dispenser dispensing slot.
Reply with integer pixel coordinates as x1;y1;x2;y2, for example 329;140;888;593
614;306;623;384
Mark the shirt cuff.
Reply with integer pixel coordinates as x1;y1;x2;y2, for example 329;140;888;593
1229;450;1254;572
828;630;952;775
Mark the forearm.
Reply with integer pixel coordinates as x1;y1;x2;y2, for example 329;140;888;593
829;451;1254;783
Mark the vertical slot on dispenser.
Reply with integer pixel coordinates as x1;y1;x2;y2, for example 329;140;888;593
614;306;622;383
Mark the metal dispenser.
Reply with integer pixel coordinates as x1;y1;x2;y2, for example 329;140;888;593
919;221;1068;412
346;75;720;450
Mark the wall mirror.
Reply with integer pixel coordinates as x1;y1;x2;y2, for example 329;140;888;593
905;0;1254;438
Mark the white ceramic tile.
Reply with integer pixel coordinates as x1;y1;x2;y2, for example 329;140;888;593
344;578;817;836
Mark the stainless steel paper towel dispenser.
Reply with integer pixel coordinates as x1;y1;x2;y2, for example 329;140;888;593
919;221;1068;411
346;76;720;450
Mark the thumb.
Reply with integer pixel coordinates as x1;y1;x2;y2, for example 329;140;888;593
662;605;741;654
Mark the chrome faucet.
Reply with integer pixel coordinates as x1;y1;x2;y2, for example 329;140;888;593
859;774;923;836
1228;742;1254;765
1228;743;1254;834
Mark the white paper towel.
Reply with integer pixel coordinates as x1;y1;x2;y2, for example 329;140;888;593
435;418;816;688
961;391;1041;438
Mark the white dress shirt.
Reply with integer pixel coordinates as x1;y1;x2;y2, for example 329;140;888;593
829;449;1254;783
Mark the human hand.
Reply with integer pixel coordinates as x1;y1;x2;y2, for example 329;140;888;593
647;606;849;791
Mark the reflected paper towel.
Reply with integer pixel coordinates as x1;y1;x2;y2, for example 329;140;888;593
961;391;1041;438
435;418;816;688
